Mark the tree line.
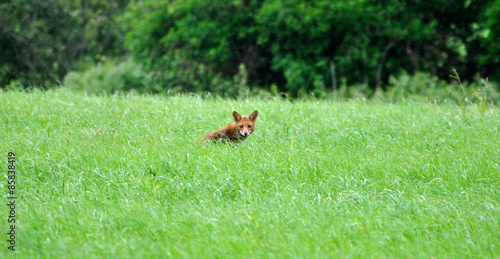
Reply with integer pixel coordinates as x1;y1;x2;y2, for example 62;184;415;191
1;0;499;97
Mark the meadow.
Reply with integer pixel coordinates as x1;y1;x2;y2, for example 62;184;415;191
0;89;499;258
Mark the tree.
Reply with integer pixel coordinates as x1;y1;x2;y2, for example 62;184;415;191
480;0;500;82
0;0;129;87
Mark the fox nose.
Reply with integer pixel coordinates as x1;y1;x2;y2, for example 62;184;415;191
243;132;248;136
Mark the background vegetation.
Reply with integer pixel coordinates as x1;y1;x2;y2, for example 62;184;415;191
1;0;500;98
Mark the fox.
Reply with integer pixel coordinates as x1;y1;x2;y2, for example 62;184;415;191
202;110;258;143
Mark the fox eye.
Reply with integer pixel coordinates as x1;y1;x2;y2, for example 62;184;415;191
248;126;252;128
239;125;243;128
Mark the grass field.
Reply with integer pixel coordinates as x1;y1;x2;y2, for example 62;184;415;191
1;89;499;258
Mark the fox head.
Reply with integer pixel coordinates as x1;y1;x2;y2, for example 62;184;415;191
233;110;258;138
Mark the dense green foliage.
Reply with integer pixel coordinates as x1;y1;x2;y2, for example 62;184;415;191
1;90;499;257
0;0;129;87
1;0;500;96
481;0;500;81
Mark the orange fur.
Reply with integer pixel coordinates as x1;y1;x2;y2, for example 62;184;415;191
202;111;258;143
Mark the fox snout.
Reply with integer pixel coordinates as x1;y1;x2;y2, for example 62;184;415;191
239;130;252;137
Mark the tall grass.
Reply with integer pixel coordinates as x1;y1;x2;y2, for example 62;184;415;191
1;89;499;258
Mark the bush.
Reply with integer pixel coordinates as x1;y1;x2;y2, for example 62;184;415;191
63;56;255;97
386;73;450;101
385;72;500;105
63;58;153;93
146;51;251;97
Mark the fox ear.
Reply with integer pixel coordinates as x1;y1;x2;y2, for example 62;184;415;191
249;110;258;121
232;111;242;121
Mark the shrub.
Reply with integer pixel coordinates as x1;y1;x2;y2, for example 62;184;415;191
385;72;500;105
63;58;152;93
63;56;254;98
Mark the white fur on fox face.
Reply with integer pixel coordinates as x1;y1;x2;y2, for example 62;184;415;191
239;130;252;137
